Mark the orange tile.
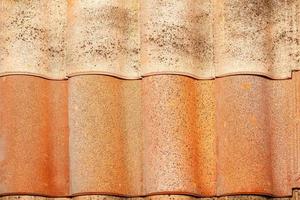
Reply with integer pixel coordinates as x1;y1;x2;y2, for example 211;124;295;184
0;76;69;196
69;76;142;195
216;75;296;196
0;194;297;200
142;76;216;196
1;74;300;197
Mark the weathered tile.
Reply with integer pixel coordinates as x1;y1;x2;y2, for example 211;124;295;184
214;0;300;79
1;0;300;79
140;0;214;78
69;76;142;195
1;74;300;196
67;0;140;78
0;194;297;200
142;75;216;195
0;76;69;195
0;0;67;79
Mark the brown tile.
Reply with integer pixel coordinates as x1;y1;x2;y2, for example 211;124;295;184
0;76;69;195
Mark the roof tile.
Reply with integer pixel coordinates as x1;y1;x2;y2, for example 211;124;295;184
1;73;300;197
0;76;69;196
1;0;300;79
0;194;299;200
69;76;142;195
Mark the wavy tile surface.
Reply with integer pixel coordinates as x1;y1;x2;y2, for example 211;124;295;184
0;76;69;195
1;0;300;79
1;74;300;197
0;194;298;200
0;0;67;79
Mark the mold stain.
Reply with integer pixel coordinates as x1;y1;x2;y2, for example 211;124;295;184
145;22;212;65
74;5;139;64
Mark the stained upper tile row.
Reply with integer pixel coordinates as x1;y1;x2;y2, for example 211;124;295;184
1;0;300;79
1;74;300;197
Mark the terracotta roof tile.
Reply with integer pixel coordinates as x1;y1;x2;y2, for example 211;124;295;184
69;76;143;195
0;76;69;196
0;193;300;200
0;0;67;79
1;0;300;79
216;76;293;196
1;73;300;197
142;76;216;196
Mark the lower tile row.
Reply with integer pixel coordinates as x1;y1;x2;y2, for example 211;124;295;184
0;74;300;197
0;194;297;200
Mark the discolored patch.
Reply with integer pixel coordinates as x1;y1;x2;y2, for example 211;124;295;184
67;0;140;78
141;0;214;78
214;0;300;78
0;0;300;79
0;0;67;79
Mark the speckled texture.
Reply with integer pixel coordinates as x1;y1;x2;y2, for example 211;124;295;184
1;74;300;197
0;0;67;79
68;74;300;197
0;76;69;196
69;76;143;195
0;197;69;200
0;194;298;200
214;0;300;78
1;0;300;79
216;76;294;196
142;76;216;196
67;0;140;78
140;0;214;78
